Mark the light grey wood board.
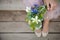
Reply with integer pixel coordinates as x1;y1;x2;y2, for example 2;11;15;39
0;22;60;32
0;11;26;21
0;0;25;10
0;34;60;40
0;11;60;21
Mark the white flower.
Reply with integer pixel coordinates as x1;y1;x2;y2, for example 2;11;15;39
28;20;31;24
31;16;41;24
26;7;31;12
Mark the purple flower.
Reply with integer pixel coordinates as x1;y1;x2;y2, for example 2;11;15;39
31;8;38;14
34;4;39;8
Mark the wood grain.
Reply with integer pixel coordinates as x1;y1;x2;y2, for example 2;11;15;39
0;11;60;22
0;22;59;32
0;34;60;40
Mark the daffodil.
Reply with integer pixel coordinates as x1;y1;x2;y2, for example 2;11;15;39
31;16;41;24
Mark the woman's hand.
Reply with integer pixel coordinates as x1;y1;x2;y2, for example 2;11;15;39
44;0;57;11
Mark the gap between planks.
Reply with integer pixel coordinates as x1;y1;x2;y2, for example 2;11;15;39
0;32;60;34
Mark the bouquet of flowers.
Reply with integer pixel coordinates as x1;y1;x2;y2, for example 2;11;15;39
26;4;47;31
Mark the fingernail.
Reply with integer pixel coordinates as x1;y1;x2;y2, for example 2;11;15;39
47;8;49;11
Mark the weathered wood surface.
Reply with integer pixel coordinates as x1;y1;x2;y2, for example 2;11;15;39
0;11;60;22
0;34;60;40
0;11;60;40
0;0;25;10
0;11;26;21
0;22;60;32
0;11;60;32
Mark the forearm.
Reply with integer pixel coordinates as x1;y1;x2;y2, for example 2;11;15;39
43;19;50;28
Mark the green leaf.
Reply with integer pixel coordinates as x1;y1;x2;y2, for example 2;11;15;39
35;22;42;29
29;22;37;31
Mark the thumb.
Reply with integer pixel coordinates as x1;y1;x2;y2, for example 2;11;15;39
47;3;50;11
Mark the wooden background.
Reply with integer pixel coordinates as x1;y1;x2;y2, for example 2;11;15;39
0;11;60;40
0;0;25;10
0;0;60;40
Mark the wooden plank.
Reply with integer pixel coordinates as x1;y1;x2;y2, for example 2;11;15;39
0;34;48;40
50;16;60;22
0;22;32;32
0;22;60;32
49;22;60;32
0;0;25;10
0;11;60;22
0;11;26;21
48;34;60;40
0;34;60;40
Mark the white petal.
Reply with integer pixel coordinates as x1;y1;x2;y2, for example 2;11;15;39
35;16;38;20
26;7;31;12
32;21;35;23
36;22;38;24
39;25;42;28
38;20;41;22
28;20;31;24
26;7;31;10
35;27;40;30
31;18;35;20
26;9;29;12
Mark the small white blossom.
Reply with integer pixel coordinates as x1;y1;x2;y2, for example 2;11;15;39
26;7;31;12
28;20;31;24
31;16;41;24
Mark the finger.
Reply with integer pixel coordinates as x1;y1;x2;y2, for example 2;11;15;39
50;2;57;10
50;4;53;10
50;4;56;10
47;4;50;11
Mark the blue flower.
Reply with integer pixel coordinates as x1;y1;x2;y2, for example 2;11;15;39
31;8;38;14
